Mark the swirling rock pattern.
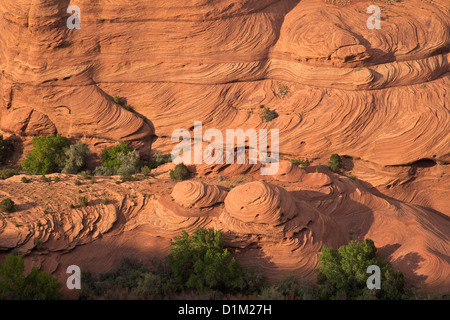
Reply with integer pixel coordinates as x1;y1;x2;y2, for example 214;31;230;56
0;0;449;296
171;180;227;208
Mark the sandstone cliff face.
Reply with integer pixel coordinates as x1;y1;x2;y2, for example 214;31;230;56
1;0;448;164
0;0;449;296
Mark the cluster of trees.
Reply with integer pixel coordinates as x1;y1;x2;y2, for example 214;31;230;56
0;228;444;300
80;228;425;300
14;134;171;181
0;254;62;300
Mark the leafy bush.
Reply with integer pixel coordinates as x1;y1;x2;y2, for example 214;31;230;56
101;142;134;174
78;196;88;207
0;254;63;299
289;158;310;167
169;163;190;181
278;84;288;97
61;141;91;174
74;179;81;186
140;165;151;176
21;135;72;175
315;239;406;299
261;107;278;122
93;166;113;176
21;177;30;183
0;135;14;165
113;95;133;111
327;153;343;172
41;175;51;183
117;150;141;177
167;228;243;291
0;168;20;180
150;151;171;168
324;0;351;5
0;198;15;213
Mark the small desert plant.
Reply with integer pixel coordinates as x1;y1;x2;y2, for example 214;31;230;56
324;0;351;5
53;176;60;182
327;154;343;172
117;150;141;177
289;158;310;167
261;107;278;122
41;175;51;183
74;180;81;186
101;198;110;205
78;196;88;207
149;151;171;169
0;198;15;213
61;141;91;174
141;165;151;176
101;142;134;174
169;163;190;181
0;168;20;180
278;84;288;97
21;177;30;183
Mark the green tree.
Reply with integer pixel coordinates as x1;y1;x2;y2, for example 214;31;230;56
62;141;91;174
0;254;63;300
101;142;134;174
315;239;406;299
167;228;243;291
169;163;190;181
0;198;15;213
21;135;72;175
327;153;342;172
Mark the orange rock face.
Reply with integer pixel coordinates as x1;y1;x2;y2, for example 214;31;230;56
0;0;449;296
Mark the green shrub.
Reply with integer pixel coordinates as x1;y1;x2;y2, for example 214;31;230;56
113;95;133;111
41;175;51;183
79;170;91;180
0;168;20;179
167;228;244;291
101;142;134;174
74;179;81;186
324;0;351;5
261;107;278;122
61;141;91;174
150;151;171;168
93;166;113;176
0;254;63;300
289;158;310;167
78;196;88;207
327;153;343;172
315;239;406;299
140;165;151;176
101;198;110;205
54;176;60;182
278;84;288;97
0;198;15;213
21;135;72;175
169;163;190;181
117;150;141;177
21;177;30;183
0;135;14;165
